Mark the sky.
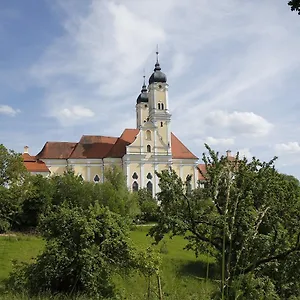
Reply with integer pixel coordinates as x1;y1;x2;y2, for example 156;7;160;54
1;0;300;178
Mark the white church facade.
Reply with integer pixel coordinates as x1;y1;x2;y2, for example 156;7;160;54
23;53;203;196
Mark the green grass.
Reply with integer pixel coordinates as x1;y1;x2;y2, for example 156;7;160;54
0;227;218;299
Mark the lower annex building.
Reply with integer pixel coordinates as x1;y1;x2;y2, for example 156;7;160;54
23;53;205;196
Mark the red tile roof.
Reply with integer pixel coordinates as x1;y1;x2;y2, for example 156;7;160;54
171;133;198;159
22;153;49;173
197;164;207;181
69;135;118;159
106;129;139;158
33;130;198;161
36;142;77;159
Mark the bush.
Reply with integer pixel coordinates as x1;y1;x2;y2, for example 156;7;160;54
7;203;136;298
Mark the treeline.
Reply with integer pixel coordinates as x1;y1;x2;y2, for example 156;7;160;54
0;145;158;233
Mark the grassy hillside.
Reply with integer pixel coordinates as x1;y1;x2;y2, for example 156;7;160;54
0;226;218;299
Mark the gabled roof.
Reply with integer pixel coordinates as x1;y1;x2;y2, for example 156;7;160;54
106;129;140;158
22;153;50;173
69;135;118;159
33;130;198;161
171;133;198;160
36;142;77;159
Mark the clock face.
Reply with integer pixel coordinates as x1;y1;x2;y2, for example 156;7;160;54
156;84;164;91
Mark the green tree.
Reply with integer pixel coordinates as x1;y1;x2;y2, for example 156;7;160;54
149;145;300;299
19;175;54;229
137;188;159;223
7;203;136;298
288;0;300;15
0;144;28;232
0;144;27;187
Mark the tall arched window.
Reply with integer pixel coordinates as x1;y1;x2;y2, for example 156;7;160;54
158;103;161;109
147;181;153;194
147;145;151;153
132;181;139;192
161;103;164;110
146;130;151;141
93;174;100;183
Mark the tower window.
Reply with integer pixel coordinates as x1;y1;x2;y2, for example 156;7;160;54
161;103;164;110
93;174;100;183
132;172;138;179
146;130;151;141
132;181;139;192
147;145;151;153
160;122;163;127
158;103;161;110
145;104;148;108
147;173;153;180
147;181;153;194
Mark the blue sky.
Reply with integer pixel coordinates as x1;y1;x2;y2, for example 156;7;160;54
1;0;300;178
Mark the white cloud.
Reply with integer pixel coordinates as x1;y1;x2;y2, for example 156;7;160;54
275;142;300;154
205;111;273;137
0;105;20;116
205;136;235;146
59;106;95;120
237;148;253;160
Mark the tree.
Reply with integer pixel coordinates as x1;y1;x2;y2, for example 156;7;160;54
0;144;28;232
288;0;300;15
7;203;136;298
137;188;159;223
149;145;300;299
0;144;27;187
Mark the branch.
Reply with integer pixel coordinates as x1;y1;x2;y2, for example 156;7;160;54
183;193;222;251
243;232;300;274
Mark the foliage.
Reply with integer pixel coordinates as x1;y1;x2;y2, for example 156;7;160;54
288;0;300;15
149;145;300;299
6;203;136;298
0;145;28;233
19;175;53;230
0;144;27;187
137;188;159;223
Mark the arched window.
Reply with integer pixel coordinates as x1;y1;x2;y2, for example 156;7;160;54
94;174;100;183
147;145;151;153
161;103;164;110
132;181;139;192
160;122;163;127
147;181;153;194
132;172;138;179
158;103;161;109
147;173;153;180
146;130;151;141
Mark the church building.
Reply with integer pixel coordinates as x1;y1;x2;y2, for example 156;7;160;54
23;53;202;196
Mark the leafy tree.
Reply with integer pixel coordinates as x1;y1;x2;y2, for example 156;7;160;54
149;145;300;299
19;175;54;230
0;144;27;187
7;203;136;298
288;0;300;15
0;144;28;232
137;188;159;223
97;165;140;219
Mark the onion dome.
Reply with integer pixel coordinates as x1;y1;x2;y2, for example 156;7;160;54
137;76;148;104
149;50;167;85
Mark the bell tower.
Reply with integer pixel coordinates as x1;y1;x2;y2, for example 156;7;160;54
148;50;172;155
136;75;149;128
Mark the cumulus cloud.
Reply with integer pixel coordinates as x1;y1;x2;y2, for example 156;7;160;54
60;106;95;119
237;148;253;159
205;136;235;146
275;142;300;154
0;105;20;116
205;111;273;137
